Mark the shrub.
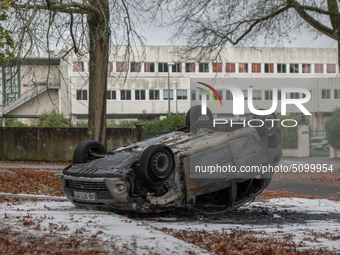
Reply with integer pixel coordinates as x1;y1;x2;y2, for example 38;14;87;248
277;114;310;149
37;109;71;128
108;113;186;131
143;113;186;132
325;108;340;149
0;118;28;127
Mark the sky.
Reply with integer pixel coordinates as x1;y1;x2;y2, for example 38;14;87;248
142;24;337;49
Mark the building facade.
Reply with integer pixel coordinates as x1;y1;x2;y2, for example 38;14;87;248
1;46;339;130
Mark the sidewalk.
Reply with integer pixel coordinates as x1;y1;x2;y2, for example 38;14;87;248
0;162;68;169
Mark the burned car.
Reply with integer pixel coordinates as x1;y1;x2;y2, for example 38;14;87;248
61;106;282;213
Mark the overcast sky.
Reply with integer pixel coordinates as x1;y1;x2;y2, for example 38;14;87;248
142;24;337;49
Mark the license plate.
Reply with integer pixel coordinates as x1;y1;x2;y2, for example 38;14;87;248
73;191;97;201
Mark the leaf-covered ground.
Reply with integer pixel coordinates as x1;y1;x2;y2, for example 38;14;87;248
1;164;340;254
0;168;62;196
156;228;334;255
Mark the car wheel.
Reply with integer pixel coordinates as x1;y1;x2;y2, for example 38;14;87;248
139;144;174;186
73;140;107;165
185;105;213;128
252;112;278;136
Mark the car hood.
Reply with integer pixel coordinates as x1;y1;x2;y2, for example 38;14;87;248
63;151;140;178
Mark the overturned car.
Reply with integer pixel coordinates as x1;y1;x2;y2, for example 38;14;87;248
61;106;282;213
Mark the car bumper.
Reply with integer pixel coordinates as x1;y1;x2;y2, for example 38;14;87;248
61;174;137;211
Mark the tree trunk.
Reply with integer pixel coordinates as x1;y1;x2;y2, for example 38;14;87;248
87;0;110;147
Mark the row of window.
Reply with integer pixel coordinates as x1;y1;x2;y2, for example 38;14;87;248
321;89;340;99
73;61;338;74
76;89;188;101
77;88;340;101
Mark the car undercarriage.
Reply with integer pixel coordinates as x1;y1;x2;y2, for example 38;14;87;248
61;107;282;213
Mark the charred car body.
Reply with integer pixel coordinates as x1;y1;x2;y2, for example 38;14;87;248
61;106;282;213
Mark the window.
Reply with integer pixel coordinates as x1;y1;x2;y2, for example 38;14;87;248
213;90;223;100
191;90;196;100
76;90;87;100
199;93;209;101
145;62;155;72
265;90;272;100
121;90;131;100
277;63;286;73
73;62;84;72
239;63;248;73
290;63;299;73
163;89;173;100
117;62;128;72
199;63;209;73
252;63;261;73
149;89;160;100
327;64;336;73
158;63;169;73
135;90;145;100
264;63;274;73
252;90;262;100
177;90;187;100
213;63;222;73
107;90;116;100
322;89;331;99
242;90;248;100
289;92;300;99
334;89;340;99
3;66;20;105
315;64;324;73
225;63;235;73
185;63;195;72
278;90;281;100
130;62;141;72
302;64;311;73
226;90;233;100
107;62;113;73
172;63;182;73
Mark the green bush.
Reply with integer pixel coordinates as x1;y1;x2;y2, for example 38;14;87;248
0;118;28;127
37;109;71;128
277;114;310;149
143;113;186;132
325;108;340;149
108;114;186;131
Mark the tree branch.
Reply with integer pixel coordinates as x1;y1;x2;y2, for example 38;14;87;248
10;1;100;16
289;0;338;40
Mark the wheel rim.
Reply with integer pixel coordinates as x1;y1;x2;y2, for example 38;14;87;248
151;151;171;178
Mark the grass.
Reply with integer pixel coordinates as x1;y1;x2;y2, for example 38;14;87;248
310;150;330;157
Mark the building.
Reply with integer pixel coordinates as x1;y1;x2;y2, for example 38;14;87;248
1;46;339;130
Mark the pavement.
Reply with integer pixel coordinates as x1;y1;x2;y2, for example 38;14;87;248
0;162;67;169
0;157;339;199
265;157;340;198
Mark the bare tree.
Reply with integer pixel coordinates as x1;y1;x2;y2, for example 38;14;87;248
157;0;340;63
5;0;150;145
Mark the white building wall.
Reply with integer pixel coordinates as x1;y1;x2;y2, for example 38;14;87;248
55;46;340;129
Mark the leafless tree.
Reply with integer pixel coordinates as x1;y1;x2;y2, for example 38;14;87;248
156;0;340;63
5;0;151;145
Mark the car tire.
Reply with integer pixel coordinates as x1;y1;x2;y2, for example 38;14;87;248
73;140;107;165
139;144;174;186
252;112;278;137
185;105;213;128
